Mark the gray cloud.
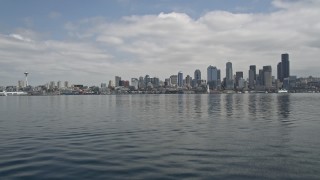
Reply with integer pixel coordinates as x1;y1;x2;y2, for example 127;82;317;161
1;0;320;86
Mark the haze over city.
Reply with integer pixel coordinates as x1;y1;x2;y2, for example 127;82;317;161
1;0;320;86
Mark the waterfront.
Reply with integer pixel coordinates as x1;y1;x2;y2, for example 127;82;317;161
1;94;320;179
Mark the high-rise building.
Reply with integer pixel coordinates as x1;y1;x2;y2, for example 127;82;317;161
249;65;256;81
263;66;272;88
217;69;221;81
178;71;183;87
225;62;234;90
281;53;290;81
57;81;62;89
207;65;218;89
235;71;243;87
185;75;192;86
115;76;121;87
49;81;55;89
131;78;138;89
226;62;233;80
194;69;201;81
249;69;255;89
18;80;25;89
64;81;69;88
277;62;282;81
170;75;178;86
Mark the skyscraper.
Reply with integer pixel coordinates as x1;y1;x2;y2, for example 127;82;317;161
226;62;234;90
178;71;183;87
249;65;256;81
235;71;243;87
194;69;201;81
263;66;272;88
226;62;233;80
277;62;282;81
281;53;290;81
115;76;121;87
249;69;255;89
207;65;218;89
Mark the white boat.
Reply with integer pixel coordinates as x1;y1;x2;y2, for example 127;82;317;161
0;91;28;96
278;89;288;93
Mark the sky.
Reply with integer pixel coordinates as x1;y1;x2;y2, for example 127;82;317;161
0;0;320;86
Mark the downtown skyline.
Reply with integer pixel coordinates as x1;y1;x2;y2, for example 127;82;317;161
1;0;320;86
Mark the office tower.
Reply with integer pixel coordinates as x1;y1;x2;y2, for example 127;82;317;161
207;65;218;89
281;53;290;81
277;62;282;81
144;75;151;86
165;78;171;87
64;81;69;88
49;81;55;89
57;81;62;89
131;78;139;90
249;65;256;81
18;80;25;89
217;69;221;81
185;75;192;86
235;71;243;87
263;66;272;88
115;76;121;87
226;62;234;90
194;69;201;81
249;69;255;89
178;71;183;87
170;75;178;86
108;80;114;88
258;69;264;86
151;77;160;87
101;83;107;88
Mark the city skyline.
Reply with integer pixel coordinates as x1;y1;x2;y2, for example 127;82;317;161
1;0;320;86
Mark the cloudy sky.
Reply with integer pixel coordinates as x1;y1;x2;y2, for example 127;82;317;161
0;0;319;86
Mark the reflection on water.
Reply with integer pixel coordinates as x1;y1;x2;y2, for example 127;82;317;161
0;94;320;179
277;94;290;119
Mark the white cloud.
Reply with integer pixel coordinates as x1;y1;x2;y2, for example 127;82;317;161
1;0;320;86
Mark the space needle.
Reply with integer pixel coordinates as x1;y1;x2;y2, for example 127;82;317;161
24;72;29;87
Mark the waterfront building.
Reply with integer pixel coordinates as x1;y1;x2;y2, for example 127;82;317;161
185;75;192;87
207;65;218;89
194;69;201;81
138;76;144;89
178;71;183;87
263;66;272;89
108;80;114;88
225;62;234;90
249;69;255;89
235;71;243;88
49;81;55;90
115;76;121;87
170;75;178;86
57;81;62;89
101;83;107;88
131;78;139;90
18;80;25;89
277;62;282;81
64;81;69;88
281;53;290;82
250;65;256;81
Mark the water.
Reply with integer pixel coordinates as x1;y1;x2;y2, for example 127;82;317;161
0;94;320;179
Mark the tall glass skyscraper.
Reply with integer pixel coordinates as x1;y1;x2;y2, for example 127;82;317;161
281;53;290;81
178;71;183;87
226;62;234;90
194;69;201;81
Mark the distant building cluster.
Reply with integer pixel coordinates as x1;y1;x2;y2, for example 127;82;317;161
1;53;320;95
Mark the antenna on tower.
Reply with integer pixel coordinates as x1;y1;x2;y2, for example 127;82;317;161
24;72;29;87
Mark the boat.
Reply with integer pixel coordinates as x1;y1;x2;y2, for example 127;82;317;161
278;89;288;93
